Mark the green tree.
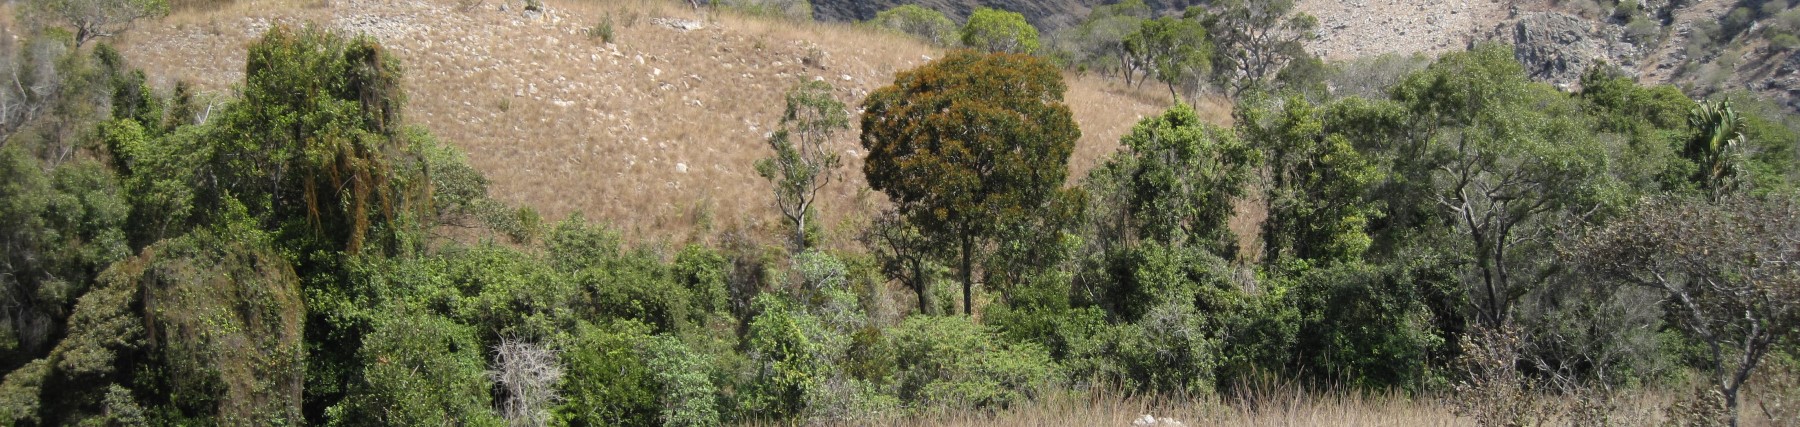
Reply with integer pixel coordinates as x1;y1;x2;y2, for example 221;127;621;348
196;25;411;254
1392;45;1615;330
1058;0;1152;83
1239;95;1382;265
739;294;831;421
1125;16;1211;102
1196;0;1320;96
333;310;502;426
860;51;1080;315
555;321;658;426
1107;102;1255;254
756;80;848;250
870;5;957;47
961;8;1039;54
25;0;168;47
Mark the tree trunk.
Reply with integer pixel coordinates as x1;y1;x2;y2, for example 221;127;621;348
912;258;930;315
961;235;974;316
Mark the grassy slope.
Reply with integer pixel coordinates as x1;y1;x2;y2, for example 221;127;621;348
114;0;1187;246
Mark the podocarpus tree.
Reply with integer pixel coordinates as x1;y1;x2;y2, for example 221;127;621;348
756;80;848;249
1574;194;1800;427
861;51;1079;315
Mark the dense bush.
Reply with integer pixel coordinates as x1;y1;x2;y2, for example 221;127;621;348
331;310;501;425
888;315;1059;412
556;320;658;426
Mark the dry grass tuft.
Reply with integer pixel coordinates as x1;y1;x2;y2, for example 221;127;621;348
113;0;1173;245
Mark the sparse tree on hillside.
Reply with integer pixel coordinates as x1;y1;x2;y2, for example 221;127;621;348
861;51;1079;315
871;5;957;47
1060;0;1153;83
961;8;1040;54
26;0;169;47
1195;0;1319;96
757;80;848;250
1125;16;1211;102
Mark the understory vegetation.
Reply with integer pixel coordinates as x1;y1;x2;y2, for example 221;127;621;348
1;0;1799;426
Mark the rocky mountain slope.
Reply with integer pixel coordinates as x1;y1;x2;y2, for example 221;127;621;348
815;0;1797;109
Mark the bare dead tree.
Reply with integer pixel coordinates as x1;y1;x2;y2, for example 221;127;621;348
489;339;563;427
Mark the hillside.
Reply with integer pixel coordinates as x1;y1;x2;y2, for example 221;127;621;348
116;0;1180;242
811;0;1797;110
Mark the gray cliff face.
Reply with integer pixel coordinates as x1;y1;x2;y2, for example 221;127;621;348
1505;11;1644;88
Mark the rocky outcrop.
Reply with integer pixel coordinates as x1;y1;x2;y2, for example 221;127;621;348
1509;12;1613;86
1482;8;1667;90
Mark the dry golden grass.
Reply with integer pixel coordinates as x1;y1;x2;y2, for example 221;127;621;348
112;0;1177;245
892;387;1475;427
793;381;1800;427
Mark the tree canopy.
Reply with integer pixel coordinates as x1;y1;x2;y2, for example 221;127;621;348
861;50;1079;315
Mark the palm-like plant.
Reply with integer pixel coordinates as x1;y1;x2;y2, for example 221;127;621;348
1687;99;1747;199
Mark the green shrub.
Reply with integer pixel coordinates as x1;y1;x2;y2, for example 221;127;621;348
1114;302;1218;395
436;243;579;344
1625;16;1662;44
888;315;1059;412
1287;261;1441;390
1771;33;1800;50
644;335;722;427
589;14;615;44
547;214;624;272
871;5;957;46
738;294;834;420
673;244;731;318
961;7;1040;54
332;310;501;426
579;251;693;333
555;321;658;426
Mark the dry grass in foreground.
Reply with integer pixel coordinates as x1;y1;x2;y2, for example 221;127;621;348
113;0;1188;246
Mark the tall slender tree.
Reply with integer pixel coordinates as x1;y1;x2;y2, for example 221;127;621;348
756;80;848;249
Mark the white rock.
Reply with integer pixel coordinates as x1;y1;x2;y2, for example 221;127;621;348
676;163;688;173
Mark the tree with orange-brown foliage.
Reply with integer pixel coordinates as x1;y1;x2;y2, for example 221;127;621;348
860;51;1080;316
